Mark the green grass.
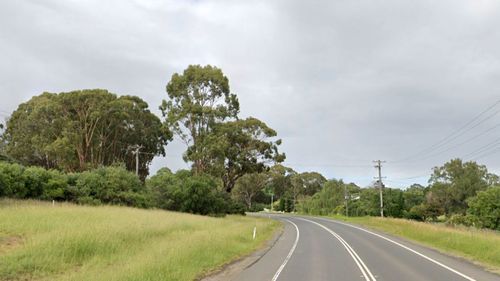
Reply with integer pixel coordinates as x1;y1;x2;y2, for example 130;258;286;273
325;215;500;273
0;199;280;281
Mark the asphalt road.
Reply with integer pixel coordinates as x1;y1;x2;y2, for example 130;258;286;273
234;214;500;281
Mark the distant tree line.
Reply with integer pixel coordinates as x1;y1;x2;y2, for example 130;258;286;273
298;159;500;231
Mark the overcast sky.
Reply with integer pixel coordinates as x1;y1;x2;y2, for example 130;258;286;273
1;0;500;188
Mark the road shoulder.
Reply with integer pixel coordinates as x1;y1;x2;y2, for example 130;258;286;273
200;222;285;281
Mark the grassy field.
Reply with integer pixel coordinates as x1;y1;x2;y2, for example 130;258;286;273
326;215;500;273
0;200;280;281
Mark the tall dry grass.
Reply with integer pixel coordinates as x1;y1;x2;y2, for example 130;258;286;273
0;199;279;281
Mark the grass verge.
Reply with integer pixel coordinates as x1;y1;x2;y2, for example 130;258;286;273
0;199;280;281
324;215;500;273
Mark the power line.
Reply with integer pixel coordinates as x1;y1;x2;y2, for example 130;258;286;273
470;143;500;161
462;137;500;160
286;163;372;168
403;122;500;163
391;99;500;163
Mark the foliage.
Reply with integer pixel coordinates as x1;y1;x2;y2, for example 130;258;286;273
467;186;500;230
277;193;294;212
4;90;169;178
160;65;239;174
0;161;150;208
146;169;243;216
428;158;494;215
76;165;148;207
402;184;426;216
297;179;349;215
200;118;285;192
266;164;296;198
232;172;270;209
161;66;284;190
0;162;25;198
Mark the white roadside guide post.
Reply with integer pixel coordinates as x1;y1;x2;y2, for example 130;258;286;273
253;225;257;240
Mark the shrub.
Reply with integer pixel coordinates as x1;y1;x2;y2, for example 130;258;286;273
41;170;68;200
467;186;500;230
147;169;242;216
445;214;482;228
23;166;51;198
248;203;267;212
0;162;25;197
76;166;145;207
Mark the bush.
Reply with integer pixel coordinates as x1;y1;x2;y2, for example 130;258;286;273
0;162;25;197
248;203;267;212
467;186;500;230
41;170;68;200
23;166;50;198
147;169;242;216
277;194;294;212
76;166;145;207
445;214;483;228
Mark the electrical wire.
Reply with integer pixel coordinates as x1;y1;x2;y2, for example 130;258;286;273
391;99;500;163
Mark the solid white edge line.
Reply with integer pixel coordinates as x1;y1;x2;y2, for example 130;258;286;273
271;219;300;281
314;217;477;281
297;217;376;281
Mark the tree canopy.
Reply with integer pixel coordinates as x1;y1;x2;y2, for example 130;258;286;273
160;65;240;174
200;117;285;192
4;89;169;178
428;159;497;215
161;65;284;190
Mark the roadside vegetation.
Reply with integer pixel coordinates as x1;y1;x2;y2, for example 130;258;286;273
0;200;280;281
328;215;500;272
0;65;287;216
298;159;500;231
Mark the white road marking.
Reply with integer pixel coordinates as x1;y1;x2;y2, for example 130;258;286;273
297;217;376;281
271;219;300;281
315;217;477;281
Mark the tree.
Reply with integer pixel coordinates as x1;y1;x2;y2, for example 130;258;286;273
200;117;285;193
403;184;426;212
0;123;12;163
267;164;296;198
233;173;270;209
160;65;239;174
4;90;169;178
467;186;500;230
297;179;352;215
428;159;493;215
293;172;327;197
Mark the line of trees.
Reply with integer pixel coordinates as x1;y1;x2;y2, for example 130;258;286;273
0;65;286;216
1;65;498;228
297;159;500;231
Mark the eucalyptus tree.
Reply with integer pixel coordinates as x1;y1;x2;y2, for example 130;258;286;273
4;89;169;178
233;172;270;209
200;117;285;193
160;65;239;174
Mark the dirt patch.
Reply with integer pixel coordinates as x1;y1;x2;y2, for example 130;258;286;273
0;235;24;253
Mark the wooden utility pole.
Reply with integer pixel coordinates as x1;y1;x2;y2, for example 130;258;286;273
373;160;386;217
344;184;349;217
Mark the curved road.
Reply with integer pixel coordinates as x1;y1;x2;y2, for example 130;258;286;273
234;215;500;281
